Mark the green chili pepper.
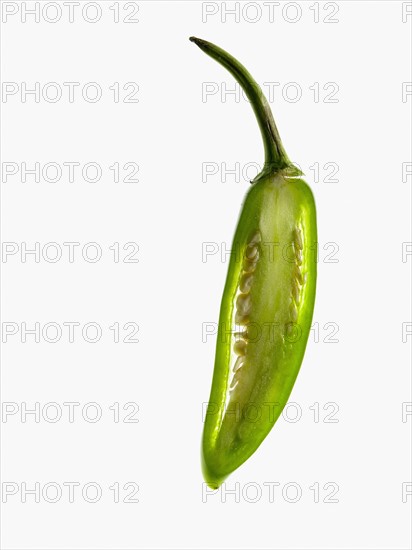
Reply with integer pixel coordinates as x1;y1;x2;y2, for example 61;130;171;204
190;37;317;489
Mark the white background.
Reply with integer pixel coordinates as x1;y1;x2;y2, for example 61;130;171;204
1;1;411;549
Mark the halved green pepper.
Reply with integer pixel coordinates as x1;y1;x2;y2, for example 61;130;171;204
190;37;317;489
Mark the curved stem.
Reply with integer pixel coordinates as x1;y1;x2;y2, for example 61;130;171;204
190;37;299;177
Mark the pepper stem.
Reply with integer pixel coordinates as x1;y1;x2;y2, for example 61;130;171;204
190;37;300;177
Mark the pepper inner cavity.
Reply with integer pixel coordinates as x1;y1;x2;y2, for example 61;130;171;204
286;225;305;335
228;231;261;396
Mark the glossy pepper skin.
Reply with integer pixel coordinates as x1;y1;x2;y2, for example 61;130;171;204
190;37;317;489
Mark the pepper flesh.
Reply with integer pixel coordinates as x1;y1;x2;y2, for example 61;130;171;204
190;37;317;489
